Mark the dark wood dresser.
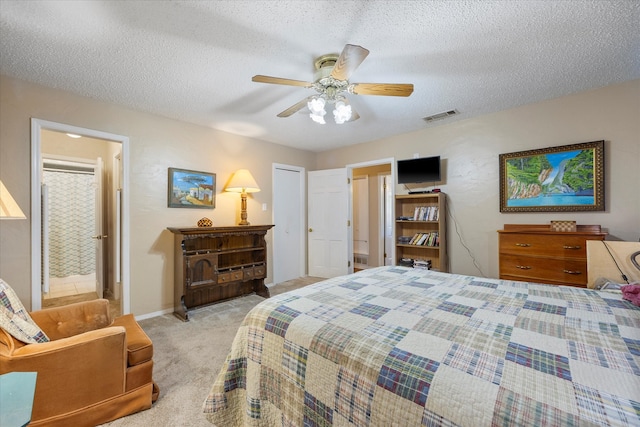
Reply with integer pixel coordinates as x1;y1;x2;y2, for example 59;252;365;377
168;225;274;321
498;224;606;287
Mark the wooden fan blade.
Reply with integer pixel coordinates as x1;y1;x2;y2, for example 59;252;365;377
330;44;370;81
252;75;313;87
277;97;314;117
351;83;414;97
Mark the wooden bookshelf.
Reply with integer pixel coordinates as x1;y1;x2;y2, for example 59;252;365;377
395;193;448;272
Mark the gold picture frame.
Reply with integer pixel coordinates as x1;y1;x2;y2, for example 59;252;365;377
499;140;604;212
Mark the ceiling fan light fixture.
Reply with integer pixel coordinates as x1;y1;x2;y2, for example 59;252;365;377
307;97;326;114
333;100;352;124
254;45;411;123
308;96;327;124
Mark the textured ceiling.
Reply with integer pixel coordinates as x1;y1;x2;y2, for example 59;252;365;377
1;1;639;152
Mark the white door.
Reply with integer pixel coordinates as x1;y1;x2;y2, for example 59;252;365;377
383;174;394;266
113;153;122;301
273;165;305;284
41;183;50;294
94;157;104;298
353;176;369;267
308;168;349;278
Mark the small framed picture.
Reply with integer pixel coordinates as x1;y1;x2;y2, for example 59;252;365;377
168;168;216;209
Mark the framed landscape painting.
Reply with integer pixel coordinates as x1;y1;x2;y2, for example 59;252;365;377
168;167;216;209
499;141;604;212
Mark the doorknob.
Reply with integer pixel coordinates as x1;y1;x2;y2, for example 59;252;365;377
92;235;108;240
308;228;313;232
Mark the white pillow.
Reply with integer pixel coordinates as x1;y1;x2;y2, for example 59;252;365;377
0;278;49;343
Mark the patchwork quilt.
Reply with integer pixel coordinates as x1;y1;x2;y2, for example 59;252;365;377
203;266;640;426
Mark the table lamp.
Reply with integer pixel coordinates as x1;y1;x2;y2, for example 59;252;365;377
225;169;260;225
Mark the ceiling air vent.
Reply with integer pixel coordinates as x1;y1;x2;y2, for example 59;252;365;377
423;109;459;123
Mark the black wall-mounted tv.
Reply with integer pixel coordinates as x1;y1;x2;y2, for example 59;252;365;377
397;156;441;184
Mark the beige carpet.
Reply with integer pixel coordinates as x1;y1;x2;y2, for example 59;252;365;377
100;276;323;427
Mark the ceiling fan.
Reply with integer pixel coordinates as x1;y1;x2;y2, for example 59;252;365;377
252;44;414;124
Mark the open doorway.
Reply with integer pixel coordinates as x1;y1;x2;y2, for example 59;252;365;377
31;119;131;316
41;154;101;303
40;130;120;315
349;159;394;271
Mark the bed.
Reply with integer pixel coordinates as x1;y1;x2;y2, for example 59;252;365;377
203;266;640;426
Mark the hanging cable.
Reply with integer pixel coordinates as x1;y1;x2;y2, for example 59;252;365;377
601;241;629;284
446;197;486;277
631;251;640;272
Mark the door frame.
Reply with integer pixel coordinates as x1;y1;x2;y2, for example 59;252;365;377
379;173;394;266
272;163;306;282
346;158;396;269
352;174;369;269
31;118;131;313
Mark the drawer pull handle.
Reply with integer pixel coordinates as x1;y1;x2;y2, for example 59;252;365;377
563;245;581;250
563;269;582;275
515;243;531;247
516;265;532;270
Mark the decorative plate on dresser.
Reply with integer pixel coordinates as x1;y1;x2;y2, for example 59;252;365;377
498;224;607;287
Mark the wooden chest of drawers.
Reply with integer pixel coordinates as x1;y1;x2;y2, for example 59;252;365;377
168;225;274;321
498;224;606;287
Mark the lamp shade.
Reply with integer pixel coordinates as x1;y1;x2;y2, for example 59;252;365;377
0;180;26;219
225;169;260;193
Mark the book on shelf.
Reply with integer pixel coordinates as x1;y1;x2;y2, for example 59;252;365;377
412;206;440;221
413;259;432;270
399;258;414;267
417;234;429;245
407;232;439;246
397;258;432;269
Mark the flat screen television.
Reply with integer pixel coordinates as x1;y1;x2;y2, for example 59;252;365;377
397;156;441;184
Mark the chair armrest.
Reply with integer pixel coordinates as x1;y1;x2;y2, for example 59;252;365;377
1;326;128;420
112;314;153;365
9;326;125;358
30;299;111;340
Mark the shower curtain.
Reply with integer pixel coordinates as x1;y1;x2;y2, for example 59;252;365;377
43;169;96;278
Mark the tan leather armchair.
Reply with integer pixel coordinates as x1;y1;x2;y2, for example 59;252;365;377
0;299;158;426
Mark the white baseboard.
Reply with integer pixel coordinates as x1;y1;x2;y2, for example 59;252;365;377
135;307;173;321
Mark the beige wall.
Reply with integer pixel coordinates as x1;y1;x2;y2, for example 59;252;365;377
2;75;639;316
318;80;640;279
0;75;316;315
587;241;640;287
